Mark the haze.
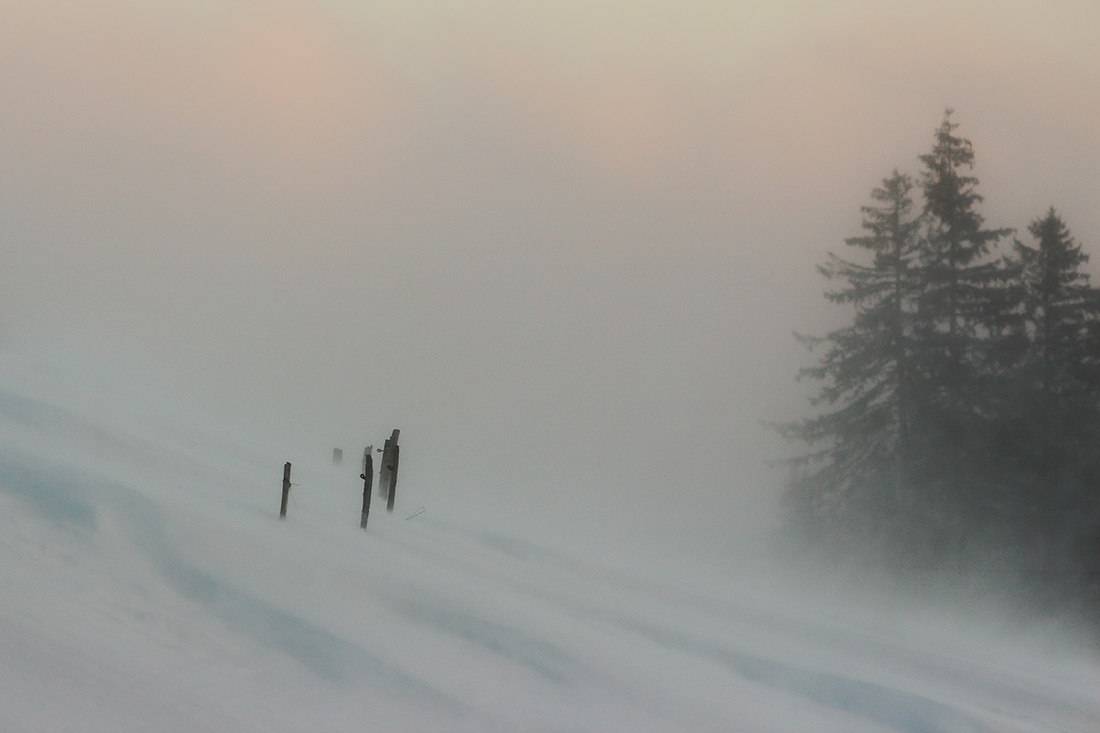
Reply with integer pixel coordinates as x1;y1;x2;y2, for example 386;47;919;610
2;0;1098;554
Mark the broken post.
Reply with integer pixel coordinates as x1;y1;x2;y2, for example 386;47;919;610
280;462;291;519
377;429;400;513
377;440;390;498
387;443;399;512
360;445;374;529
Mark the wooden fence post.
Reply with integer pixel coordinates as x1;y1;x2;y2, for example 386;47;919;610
387;443;399;512
377;429;401;513
360;446;374;529
377;439;391;498
280;462;291;519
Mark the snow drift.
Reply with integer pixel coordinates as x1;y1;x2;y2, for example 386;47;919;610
1;349;1098;732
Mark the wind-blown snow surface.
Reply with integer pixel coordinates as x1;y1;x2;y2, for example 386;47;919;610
1;351;1099;732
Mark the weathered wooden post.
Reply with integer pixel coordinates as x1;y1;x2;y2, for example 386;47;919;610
377;440;390;498
387;442;400;512
360;445;373;529
280;462;291;519
332;448;343;466
377;429;401;513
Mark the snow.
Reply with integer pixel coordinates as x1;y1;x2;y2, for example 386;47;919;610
1;349;1098;732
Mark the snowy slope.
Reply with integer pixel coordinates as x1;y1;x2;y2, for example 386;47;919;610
1;351;1099;733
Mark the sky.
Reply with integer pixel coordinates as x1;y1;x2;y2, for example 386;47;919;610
1;0;1099;554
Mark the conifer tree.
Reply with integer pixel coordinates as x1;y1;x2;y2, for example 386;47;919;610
909;111;1014;533
1000;209;1100;563
917;111;1014;359
782;112;1016;562
1015;208;1094;386
780;112;1098;585
780;171;922;547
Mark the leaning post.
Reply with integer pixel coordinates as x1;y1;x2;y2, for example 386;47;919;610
279;462;292;519
377;438;392;498
360;446;374;529
385;430;400;513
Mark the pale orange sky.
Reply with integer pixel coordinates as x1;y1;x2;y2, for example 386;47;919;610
249;0;1100;76
1;0;1098;550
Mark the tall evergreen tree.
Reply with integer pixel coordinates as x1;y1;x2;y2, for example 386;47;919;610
1000;209;1100;567
780;171;922;548
780;112;1100;605
909;111;1014;537
781;112;1016;563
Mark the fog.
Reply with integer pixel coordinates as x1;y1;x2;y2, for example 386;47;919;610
3;350;1100;731
2;0;1099;554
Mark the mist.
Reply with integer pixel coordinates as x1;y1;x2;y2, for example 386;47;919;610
2;0;1099;557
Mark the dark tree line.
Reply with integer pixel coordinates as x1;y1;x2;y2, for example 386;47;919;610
780;111;1100;603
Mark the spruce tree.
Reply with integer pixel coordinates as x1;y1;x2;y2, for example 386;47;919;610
780;171;922;550
1015;208;1094;386
909;110;1014;538
782;112;1015;564
780;112;1100;601
1002;209;1100;568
